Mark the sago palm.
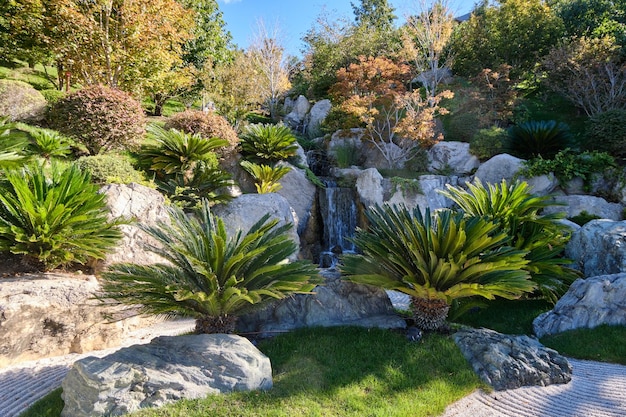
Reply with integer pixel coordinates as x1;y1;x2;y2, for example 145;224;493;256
0;116;30;169
0;163;123;270
341;204;534;330
240;160;291;193
439;179;580;303
99;199;320;334
240;123;299;163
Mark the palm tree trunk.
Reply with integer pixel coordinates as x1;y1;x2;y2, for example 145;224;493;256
195;314;238;334
411;297;450;331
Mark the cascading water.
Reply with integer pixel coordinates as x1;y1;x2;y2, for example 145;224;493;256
318;179;358;267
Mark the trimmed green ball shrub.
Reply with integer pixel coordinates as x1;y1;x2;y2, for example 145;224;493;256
0;79;47;122
470;126;507;160
76;154;148;185
47;85;145;155
584;109;626;158
165;110;239;156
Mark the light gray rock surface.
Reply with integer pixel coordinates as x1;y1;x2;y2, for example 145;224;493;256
276;162;316;235
473;154;524;185
284;95;310;127
61;334;272;417
565;219;626;277
454;328;572;391
101;183;169;266
356;168;384;208
307;99;331;137
543;195;623;221
236;269;406;336
523;173;559;195
0;273;158;367
386;175;457;214
0;79;47;122
428;141;480;175
533;273;626;338
212;193;300;259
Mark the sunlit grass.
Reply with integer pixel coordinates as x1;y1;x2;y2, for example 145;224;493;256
541;325;626;365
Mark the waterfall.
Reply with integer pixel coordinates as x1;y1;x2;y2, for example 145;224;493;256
318;180;357;267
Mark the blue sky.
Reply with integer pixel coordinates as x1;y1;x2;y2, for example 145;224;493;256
217;0;479;57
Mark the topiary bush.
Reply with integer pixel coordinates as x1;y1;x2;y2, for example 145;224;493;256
0;79;47;123
164;110;239;157
47;85;145;155
469;126;508;161
76;154;148;185
584;109;626;158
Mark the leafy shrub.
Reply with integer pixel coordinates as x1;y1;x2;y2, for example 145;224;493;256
0;163;122;270
47;85;145;155
470;126;507;160
331;140;361;168
165;110;239;157
519;149;616;187
99;199;320;334
0;79;47;122
506;120;574;159
240;161;291;194
583;109;626;158
320;107;364;134
39;89;66;106
0;117;31;169
440;179;581;303
390;177;421;195
76;154;147;185
157;164;234;209
21;126;72;161
240;123;299;163
342;205;533;330
569;211;602;226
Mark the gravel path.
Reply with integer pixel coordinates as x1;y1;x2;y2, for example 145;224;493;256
2;313;625;417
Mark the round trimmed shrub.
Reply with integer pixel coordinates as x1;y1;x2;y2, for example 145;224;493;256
164;110;239;156
0;79;47;122
76;154;148;185
47;85;145;155
584;109;626;157
470;126;507;161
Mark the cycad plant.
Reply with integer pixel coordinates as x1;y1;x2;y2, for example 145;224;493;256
341;204;534;331
158;162;235;208
99;199;320;334
506;120;574;159
24;127;72;161
240;160;291;193
0;163;123;271
0;116;30;169
439;179;580;303
240;123;299;163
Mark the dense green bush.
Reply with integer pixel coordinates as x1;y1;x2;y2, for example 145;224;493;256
506;120;574;159
240;123;299;163
240;161;291;194
76;154;147;185
519;149;616;187
21;126;72;161
99;199;319;334
440;179;580;303
584;109;626;157
342;205;533;331
469;126;508;160
0;163;122;270
39;89;66;106
0;79;47;122
47;85;145;155
164;110;239;157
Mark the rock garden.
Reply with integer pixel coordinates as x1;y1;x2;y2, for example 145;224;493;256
1;0;626;416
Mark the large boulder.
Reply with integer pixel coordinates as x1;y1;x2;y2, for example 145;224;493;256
543;195;624;221
523;173;559;196
428;141;480;175
237;269;406;336
356;168;384;208
0;79;47;122
454;328;572;391
101;183;169;266
327;129;366;166
473;154;524;185
0;273;158;367
284;95;310;128
61;334;272;417
533;273;626;338
212;193;300;259
276;162;317;235
307;99;331;137
386;175;457;214
565;220;626;277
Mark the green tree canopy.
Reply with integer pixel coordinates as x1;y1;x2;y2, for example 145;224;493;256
351;0;397;31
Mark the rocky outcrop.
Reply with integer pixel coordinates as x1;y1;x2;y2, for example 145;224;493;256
565;220;626;277
276;162;317;235
524;173;559;196
61;334;272;417
0;273;158;367
387;175;457;214
284;95;310;128
307;99;331;137
543;195;624;221
101;183;169;267
236;269;406;337
212;193;301;259
0;79;47;123
356;168;384;208
454;328;572;391
473;154;524;185
428;141;480;175
533;273;626;338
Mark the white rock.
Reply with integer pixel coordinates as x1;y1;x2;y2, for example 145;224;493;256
428;141;480;175
356;168;384;208
565;219;626;277
543;195;624;221
307;99;331;137
276;162;317;235
473;154;524;185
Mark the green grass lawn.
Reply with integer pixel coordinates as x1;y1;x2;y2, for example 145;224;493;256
22;326;485;417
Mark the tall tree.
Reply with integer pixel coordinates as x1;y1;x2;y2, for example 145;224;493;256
351;0;397;31
0;0;49;67
554;0;626;49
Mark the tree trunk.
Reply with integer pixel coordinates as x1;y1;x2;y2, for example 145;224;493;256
411;297;450;331
195;314;237;334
